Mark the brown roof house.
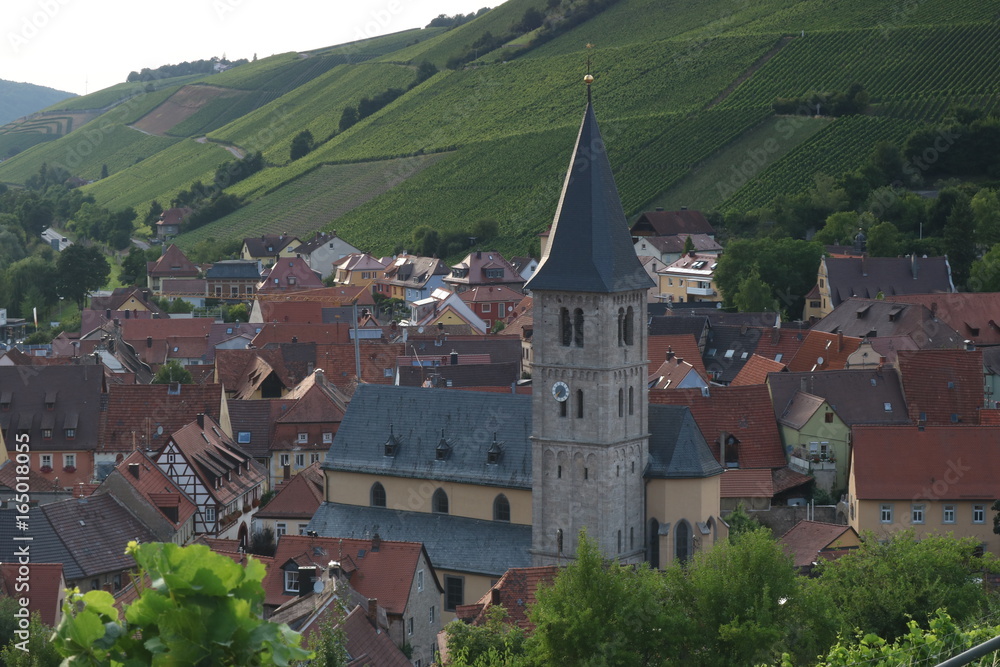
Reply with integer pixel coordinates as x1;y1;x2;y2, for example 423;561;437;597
146;244;199;294
255;461;323;539
241;233;301;267
885;292;1000;347
0;365;106;489
779;520;860;574
896;348;984;426
290;231;361;280
257;257;324;295
155;207;192;239
264;534;443;666
630;209;716;238
812;298;965;350
444;250;525;294
154;414;267;547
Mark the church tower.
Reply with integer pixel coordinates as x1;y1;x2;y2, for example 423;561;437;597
526;80;654;565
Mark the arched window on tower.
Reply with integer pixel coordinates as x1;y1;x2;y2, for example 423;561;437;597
370;482;386;508
576;389;584;418
560;307;571;346
493;494;510;522
432;488;449;514
624;306;634;346
573;308;584;347
618;388;624;417
675;520;692;563
628;386;634;415
617;308;625;346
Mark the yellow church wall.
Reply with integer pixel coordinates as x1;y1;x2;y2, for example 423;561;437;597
325;470;532;525
434;567;497;625
645;475;723;568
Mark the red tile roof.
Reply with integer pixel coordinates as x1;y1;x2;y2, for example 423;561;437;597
649;385;787;468
318;604;411;667
731;354;787;387
121;317;215;343
257;257;324;294
631;210;715;237
896;349;984;425
0;563;65;626
100;383;223;452
778;521;859;569
259;301;324;324
852;425;1000;499
265;535;428;613
786;331;862;372
256;462;323;520
648;334;707;379
720;469;773;498
455;566;558;631
885;292;1000;346
147;245;199;278
112;450;197;528
251;323;352;346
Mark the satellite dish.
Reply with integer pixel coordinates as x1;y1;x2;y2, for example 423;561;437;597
156;426;163;435
816;356;824;365
417;326;425;333
313;580;325;594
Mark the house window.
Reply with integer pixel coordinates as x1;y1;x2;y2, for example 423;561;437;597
944;505;956;524
825;412;834;423
880;504;893;523
911;504;925;524
295;454;304;467
417;569;424;592
974;505;985;523
407;617;413;636
284;570;299;593
560;307;571;346
215;286;223;297
65;428;76;439
371;482;386;508
237;431;251;444
64;454;76;469
205;506;216;522
322;432;333;444
298;524;308;535
432;488;449;514
310;453;320;463
280;454;289;467
40;454;52;469
231;286;239;297
113;574;122;591
41;429;52;439
429;606;435;624
276;522;287;536
482;303;491;313
444;575;464;612
384;368;393;378
493;494;510;522
297;432;308;443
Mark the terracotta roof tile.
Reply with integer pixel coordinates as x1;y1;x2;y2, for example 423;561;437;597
731;354;787;386
631;210;715;237
648;334;707;379
649;385;786;468
896;349;984;425
720;469;773;497
885;293;1000;346
771;466;813;494
256;462;323;520
0;563;65;626
100;383;223;452
456;566;558;631
786;331;862;372
852;425;1000;499
112;450;197;528
147;245;198;278
778;520;859;569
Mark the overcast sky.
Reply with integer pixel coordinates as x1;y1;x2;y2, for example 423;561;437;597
3;0;499;95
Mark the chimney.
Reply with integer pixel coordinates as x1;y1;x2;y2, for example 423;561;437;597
128;463;140;479
367;598;378;625
196;413;205;428
665;347;674;361
450;350;459;365
105;308;112;319
146;336;153;348
371;533;381;552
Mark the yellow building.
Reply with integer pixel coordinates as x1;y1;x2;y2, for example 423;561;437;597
848;425;1000;552
656;252;723;305
241;234;300;267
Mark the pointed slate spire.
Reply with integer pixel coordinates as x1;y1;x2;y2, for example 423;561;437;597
526;100;653;294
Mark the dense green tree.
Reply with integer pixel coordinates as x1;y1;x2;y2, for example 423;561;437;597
290;130;315;161
811;530;996;642
152;360;193;384
970;243;1000;292
446;606;526;666
339;106;359;132
144;199;164;234
227;303;250;322
53;541;312;665
865;220;901;257
0;611;61;666
4;255;59;317
944;193;977;288
971;188;1000;250
248;527;276;557
302;607;348;667
714;238;822;317
813;211;859;246
56;244;110;308
724;503;761;540
733;264;778;312
471;218;500;242
120;246;150;286
528;532;671;666
682;234;695;255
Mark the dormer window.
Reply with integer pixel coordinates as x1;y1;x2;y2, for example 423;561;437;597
44;391;56;410
485;268;503;279
487;434;503;464
0;392;10;410
385;425;400;457
42;429;52;439
436;430;451;461
65;428;76;439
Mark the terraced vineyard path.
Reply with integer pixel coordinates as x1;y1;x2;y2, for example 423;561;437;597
704;35;795;110
195;135;244;159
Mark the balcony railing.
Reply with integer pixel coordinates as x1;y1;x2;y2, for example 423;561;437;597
686;286;716;297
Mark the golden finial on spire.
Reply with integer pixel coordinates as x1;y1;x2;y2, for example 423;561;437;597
584;43;595;85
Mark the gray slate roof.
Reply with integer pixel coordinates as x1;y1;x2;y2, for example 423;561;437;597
768;369;911;426
812;298;964;348
0;508;84;580
646;405;724;479
324;384;533;489
825;256;955;308
307;502;531;576
205;260;261;279
526;102;653;294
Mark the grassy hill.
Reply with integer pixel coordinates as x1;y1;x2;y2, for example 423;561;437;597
0;79;76;127
0;0;996;259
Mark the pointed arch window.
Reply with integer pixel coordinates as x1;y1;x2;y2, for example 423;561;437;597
624;306;634;346
493;494;510;522
370;482;386;508
432;488;449;514
560;308;572;346
617;308;625;346
618;388;624;417
675;520;692;563
573;308;584;347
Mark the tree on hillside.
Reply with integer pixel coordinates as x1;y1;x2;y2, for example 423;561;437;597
152;360;193;385
733;264;778;312
865;220;901;257
971;188;1000;250
713;238;822;317
290;130;315;161
944;193;976;288
970;243;1000;292
56;244;109;309
145;199;164;234
339;106;359;132
53;541;313;665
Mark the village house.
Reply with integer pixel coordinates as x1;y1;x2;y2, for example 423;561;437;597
205;259;262;301
444;250;525;294
629;208;716;239
241;233;301;267
146;244;200;294
656;252;722;305
374;255;450;304
253;461;323;538
257;257;324;295
634;233;722;265
289;231;360;280
155;207;192;239
332;253;389;290
458;285;524;331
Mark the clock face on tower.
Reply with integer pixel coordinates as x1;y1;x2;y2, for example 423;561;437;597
551;381;569;402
